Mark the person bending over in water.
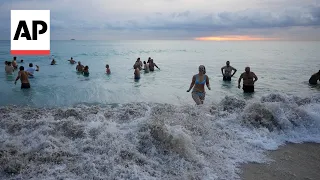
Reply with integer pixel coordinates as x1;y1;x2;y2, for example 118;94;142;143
149;59;160;71
238;67;258;93
309;70;320;85
51;59;56;65
12;57;18;69
26;63;39;77
68;57;76;64
15;66;32;89
106;64;111;74
143;61;149;73
221;61;237;81
187;65;211;105
5;61;14;75
83;66;89;76
134;66;140;80
76;61;84;72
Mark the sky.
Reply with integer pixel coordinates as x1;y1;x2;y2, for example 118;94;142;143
0;0;320;40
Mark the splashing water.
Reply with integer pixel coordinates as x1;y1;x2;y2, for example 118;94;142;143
0;93;320;179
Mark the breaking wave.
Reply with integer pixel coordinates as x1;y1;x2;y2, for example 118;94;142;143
0;93;320;179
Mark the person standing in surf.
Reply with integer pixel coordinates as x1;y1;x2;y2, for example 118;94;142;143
5;61;14;75
76;61;84;72
149;59;160;72
221;61;237;81
15;66;32;89
309;70;320;85
187;65;211;105
25;63;40;77
238;66;258;93
106;64;111;74
134;66;140;80
68;57;76;64
12;57;18;69
143;61;149;73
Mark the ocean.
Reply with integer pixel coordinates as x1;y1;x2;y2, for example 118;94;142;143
0;40;320;179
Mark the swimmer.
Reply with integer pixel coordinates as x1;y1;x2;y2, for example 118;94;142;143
5;61;14;75
25;63;39;76
51;59;56;65
76;61;84;72
149;59;160;71
221;61;237;81
12;57;18;69
68;57;76;64
134;67;140;80
14;66;32;89
133;58;142;70
20;59;24;63
143;61;149;73
187;65;211;105
309;70;320;85
238;67;258;93
83;66;89;76
106;64;111;74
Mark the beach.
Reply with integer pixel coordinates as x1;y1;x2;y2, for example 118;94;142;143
1;40;320;179
241;143;320;180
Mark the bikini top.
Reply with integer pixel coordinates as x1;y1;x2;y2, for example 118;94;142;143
195;75;206;85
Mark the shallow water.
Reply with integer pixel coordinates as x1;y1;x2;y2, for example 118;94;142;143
0;40;319;107
0;40;320;179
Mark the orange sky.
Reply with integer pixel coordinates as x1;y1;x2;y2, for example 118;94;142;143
194;36;278;41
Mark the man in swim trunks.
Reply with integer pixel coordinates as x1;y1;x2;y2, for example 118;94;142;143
238;67;258;93
187;65;211;105
5;61;14;75
76;61;84;72
309;70;320;85
149;59;160;72
25;63;40;76
15;66;32;89
221;61;237;81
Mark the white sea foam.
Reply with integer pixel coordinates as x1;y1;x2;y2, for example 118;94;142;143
0;93;320;179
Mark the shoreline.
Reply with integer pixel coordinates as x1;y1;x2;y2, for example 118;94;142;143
240;142;320;180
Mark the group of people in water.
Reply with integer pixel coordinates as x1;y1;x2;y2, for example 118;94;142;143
3;56;320;106
133;57;160;79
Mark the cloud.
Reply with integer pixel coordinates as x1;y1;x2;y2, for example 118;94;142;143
0;0;319;40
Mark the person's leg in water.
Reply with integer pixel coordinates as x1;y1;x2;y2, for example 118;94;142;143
192;92;205;105
21;83;31;89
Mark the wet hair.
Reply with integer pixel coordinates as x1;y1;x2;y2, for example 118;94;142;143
7;61;12;66
13;57;17;60
71;57;73;60
199;65;206;74
143;61;146;64
29;63;33;67
106;64;109;68
21;59;24;62
84;66;89;70
5;61;8;65
19;66;24;71
226;61;230;64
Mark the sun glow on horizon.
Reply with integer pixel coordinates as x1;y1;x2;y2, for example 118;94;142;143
194;36;278;41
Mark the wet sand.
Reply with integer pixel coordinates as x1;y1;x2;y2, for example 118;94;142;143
241;143;320;180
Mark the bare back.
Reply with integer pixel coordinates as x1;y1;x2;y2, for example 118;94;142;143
19;71;30;84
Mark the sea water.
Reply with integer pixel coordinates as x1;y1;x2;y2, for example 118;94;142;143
0;40;319;179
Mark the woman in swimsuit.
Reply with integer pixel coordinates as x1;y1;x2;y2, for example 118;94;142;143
187;65;211;105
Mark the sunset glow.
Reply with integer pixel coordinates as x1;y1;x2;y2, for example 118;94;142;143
194;36;278;41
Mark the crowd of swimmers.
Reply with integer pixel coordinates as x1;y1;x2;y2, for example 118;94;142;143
3;56;320;106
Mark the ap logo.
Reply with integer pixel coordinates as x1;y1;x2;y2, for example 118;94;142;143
11;10;50;55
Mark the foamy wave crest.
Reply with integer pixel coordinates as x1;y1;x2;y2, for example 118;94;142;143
0;93;320;179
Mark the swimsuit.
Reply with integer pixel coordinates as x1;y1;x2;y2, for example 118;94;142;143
83;72;89;76
135;76;140;80
223;76;231;81
21;83;30;89
192;75;207;105
243;85;254;93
